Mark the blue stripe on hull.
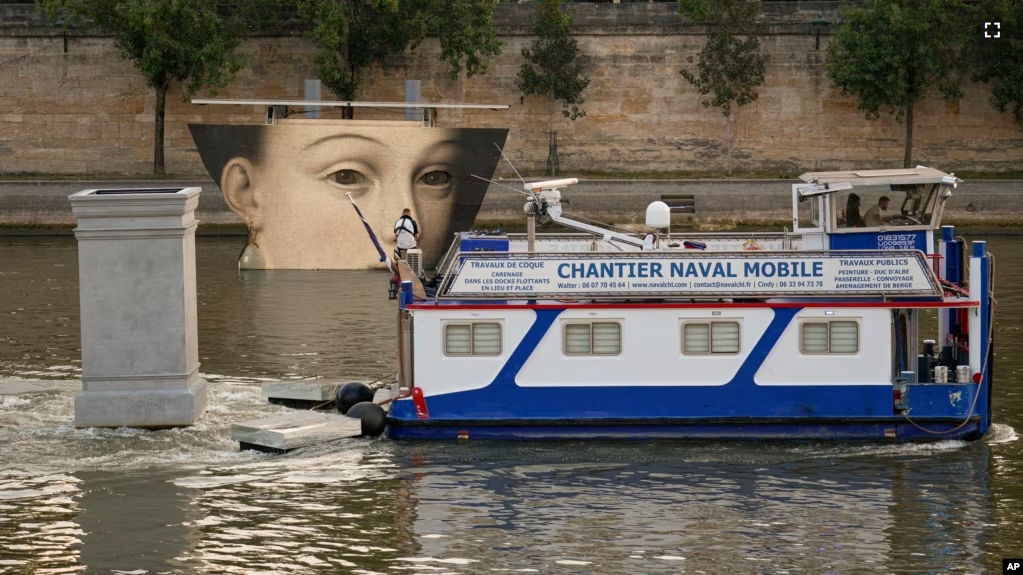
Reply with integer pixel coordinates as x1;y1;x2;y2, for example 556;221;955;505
387;421;985;442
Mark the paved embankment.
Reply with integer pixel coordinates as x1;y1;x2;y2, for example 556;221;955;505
2;178;1022;234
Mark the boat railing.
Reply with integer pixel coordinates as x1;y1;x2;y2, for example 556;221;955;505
502;230;793;242
498;232;796;253
432;233;463;276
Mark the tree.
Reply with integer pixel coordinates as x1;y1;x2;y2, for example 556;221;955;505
826;0;976;169
973;0;1023;128
516;0;589;176
43;0;251;176
678;0;765;176
298;0;502;114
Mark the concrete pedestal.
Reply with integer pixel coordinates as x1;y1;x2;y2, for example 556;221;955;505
69;187;207;428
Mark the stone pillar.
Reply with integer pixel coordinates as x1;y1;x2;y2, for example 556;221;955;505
69;187;207;428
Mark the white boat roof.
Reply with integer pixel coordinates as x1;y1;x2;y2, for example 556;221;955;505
799;166;961;186
191;98;509;110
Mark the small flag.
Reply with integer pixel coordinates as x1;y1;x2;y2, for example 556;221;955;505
346;193;387;263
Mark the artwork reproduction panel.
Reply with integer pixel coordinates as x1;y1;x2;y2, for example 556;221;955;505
189;123;509;270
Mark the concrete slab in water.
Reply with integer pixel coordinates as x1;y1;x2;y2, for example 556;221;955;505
261;381;339;402
232;412;363;452
0;379;68;395
262;380;396;410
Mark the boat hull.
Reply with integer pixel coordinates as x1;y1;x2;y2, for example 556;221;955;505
386;418;985;442
389;304;991;442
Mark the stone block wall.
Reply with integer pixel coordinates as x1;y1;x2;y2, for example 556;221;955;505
0;2;1020;176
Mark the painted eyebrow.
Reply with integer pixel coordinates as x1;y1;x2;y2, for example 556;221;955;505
417;140;465;162
303;133;388;151
428;140;461;151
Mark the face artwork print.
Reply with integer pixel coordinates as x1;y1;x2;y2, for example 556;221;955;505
189;123;508;269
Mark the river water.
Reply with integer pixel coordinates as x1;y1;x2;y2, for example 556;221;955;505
0;236;1021;575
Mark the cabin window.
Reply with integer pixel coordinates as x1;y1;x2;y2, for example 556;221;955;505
444;323;502;356
564;322;621;355
682;321;741;354
834;184;940;230
801;321;858;354
797;195;821;229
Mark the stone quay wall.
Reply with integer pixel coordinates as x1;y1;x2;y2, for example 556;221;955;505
0;2;1021;177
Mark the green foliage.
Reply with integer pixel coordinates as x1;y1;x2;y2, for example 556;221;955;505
297;0;502;101
678;0;765;117
42;0;251;174
42;0;246;97
677;0;712;22
973;0;1023;127
516;0;590;122
826;0;977;167
826;0;976;124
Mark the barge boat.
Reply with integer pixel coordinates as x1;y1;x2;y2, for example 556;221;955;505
382;167;995;441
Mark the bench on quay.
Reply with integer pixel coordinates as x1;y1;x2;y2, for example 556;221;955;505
660;194;696;214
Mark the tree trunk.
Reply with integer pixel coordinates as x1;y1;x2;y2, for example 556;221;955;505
153;80;168;176
341;28;354;119
903;101;914;169
548;91;554;138
547;92;556;176
341;63;355;119
725;110;734;176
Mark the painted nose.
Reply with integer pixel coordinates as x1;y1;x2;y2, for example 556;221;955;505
375;181;417;248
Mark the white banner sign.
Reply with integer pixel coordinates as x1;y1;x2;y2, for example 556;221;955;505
446;252;939;297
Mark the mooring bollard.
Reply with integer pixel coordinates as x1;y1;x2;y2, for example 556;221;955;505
69;187;208;428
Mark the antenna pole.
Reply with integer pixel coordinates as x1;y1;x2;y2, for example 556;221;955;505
470;174;531;197
495;143;527;186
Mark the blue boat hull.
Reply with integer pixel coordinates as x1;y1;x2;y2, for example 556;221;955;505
386;419;985;442
386;305;992;442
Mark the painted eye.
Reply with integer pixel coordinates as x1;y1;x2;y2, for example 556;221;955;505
419;171;451;186
332;169;366;185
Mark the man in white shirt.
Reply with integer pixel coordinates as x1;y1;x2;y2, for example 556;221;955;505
394;208;419;259
863;196;890;227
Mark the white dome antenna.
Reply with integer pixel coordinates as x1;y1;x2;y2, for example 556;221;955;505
645;201;671;229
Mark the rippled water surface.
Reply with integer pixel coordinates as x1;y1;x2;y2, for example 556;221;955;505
1;236;1023;574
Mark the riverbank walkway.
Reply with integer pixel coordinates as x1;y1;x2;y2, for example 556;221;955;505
2;178;1022;232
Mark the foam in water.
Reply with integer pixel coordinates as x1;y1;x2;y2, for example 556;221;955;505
393;557;478;564
0;396;31;408
0;376;320;474
986;423;1018;444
